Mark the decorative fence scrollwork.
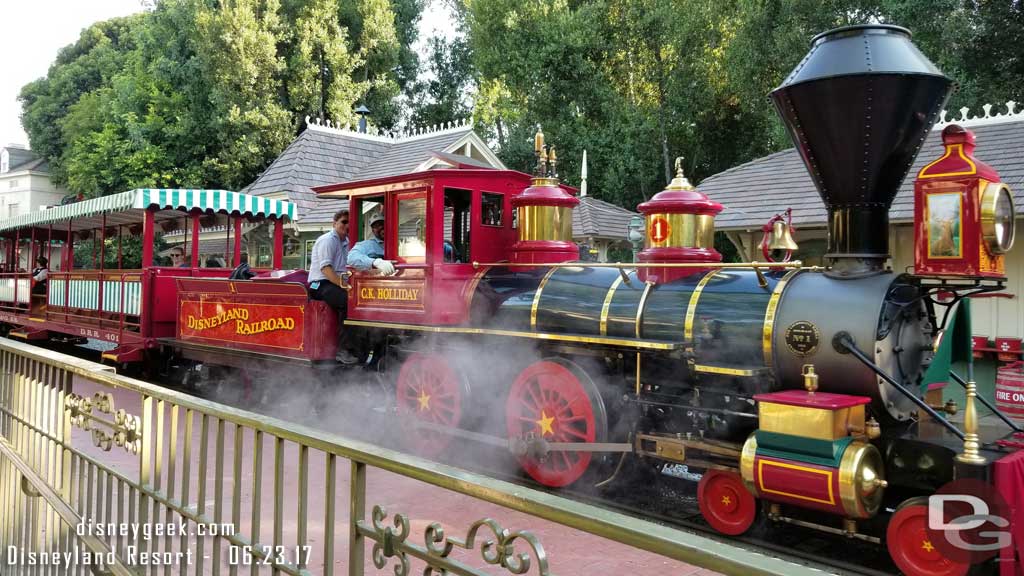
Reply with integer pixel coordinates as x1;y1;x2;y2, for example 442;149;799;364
363;505;551;576
66;391;141;454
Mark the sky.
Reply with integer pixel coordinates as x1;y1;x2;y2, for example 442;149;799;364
0;0;454;149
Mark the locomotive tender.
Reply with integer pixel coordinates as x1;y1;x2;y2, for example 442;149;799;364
0;23;1019;576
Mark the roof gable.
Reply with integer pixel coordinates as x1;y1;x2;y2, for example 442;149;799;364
244;118;500;226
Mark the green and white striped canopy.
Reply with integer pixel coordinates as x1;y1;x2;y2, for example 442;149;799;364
0;188;295;233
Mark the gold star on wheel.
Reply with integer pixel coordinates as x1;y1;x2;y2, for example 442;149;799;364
922;540;935;552
417;389;431;411
721;495;732;506
536;411;555;436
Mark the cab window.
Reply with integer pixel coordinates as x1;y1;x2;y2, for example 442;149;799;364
396;194;426;263
358;197;384;240
443;188;471;263
482;192;503;226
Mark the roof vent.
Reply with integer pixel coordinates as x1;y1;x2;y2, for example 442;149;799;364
355;105;371;134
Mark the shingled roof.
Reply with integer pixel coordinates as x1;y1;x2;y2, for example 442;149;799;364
2;145;48;174
572;195;638;240
244;119;501;226
699;103;1024;231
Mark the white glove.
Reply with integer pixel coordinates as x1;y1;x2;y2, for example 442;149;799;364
372;258;396;276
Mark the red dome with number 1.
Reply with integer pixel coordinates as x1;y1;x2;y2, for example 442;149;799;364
636;158;723;282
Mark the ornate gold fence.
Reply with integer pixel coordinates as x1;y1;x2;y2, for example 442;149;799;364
0;338;829;575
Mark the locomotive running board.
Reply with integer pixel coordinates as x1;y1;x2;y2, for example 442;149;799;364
157;338;324;368
343;320;683;351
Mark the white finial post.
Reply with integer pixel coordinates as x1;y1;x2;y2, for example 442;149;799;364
983;103;993;118
1008;101;1018;115
305;115;311;126
580;150;588;197
959;106;970;121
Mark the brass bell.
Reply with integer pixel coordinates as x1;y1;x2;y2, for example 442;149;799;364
768;219;799;251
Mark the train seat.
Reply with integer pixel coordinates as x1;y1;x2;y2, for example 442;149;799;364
252;269;309;284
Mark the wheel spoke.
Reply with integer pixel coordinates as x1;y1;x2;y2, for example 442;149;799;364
524;383;543;411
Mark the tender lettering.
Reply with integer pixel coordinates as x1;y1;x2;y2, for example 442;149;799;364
235;317;296;336
187;307;249;331
359;287;421;302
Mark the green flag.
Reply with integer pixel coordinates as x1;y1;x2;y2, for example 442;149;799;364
921;299;973;392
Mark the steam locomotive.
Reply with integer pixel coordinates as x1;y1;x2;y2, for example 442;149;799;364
312;24;1021;576
0;23;1019;576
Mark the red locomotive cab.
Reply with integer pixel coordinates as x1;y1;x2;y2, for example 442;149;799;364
313;168;550;326
914;124;1016;277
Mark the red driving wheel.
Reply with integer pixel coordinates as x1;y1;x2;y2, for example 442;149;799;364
396;353;465;458
698;470;757;535
887;501;970;576
505;359;607;488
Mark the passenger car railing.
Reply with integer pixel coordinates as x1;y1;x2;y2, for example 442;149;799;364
0;272;33;311
46;270;143;330
0;338;825;576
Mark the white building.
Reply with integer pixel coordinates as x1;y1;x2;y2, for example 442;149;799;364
0;144;70;218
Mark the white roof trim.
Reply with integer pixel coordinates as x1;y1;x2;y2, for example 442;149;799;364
303;115;476;143
934;101;1023;128
412;131;507;173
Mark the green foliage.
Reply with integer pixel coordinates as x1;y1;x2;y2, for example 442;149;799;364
408;36;474;127
19;0;1024;213
463;0;1023;212
72;234;167;270
20;0;421;196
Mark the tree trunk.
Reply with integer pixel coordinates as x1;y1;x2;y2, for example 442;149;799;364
653;49;671;184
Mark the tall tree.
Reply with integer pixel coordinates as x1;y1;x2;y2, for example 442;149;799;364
18;15;143;185
408;35;474;128
280;0;366;125
194;0;295;188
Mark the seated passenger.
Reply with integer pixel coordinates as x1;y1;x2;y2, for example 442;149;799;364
443;240;460;263
31;256;48;295
228;253;255;280
348;214;396;275
169;248;189;268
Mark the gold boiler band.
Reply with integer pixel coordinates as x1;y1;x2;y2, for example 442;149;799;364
517;205;574;242
599;275;625;336
684;270;718;341
762;268;801;368
530;266;560;330
635;281;654;338
645;213;715;249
